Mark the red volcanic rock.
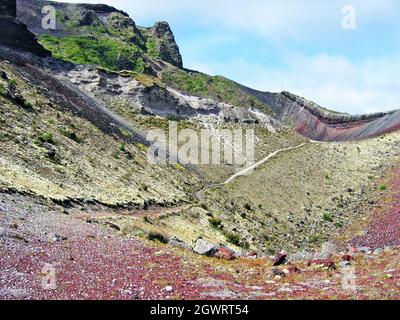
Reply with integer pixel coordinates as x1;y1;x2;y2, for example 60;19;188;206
309;259;336;270
342;254;354;262
288;266;301;274
280;91;400;142
273;251;288;266
351;168;400;249
215;247;236;260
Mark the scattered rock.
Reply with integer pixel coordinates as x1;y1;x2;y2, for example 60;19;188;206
321;242;337;255
273;251;287;266
342;254;354;262
42;143;57;159
0;288;30;299
282;268;290;275
358;247;372;253
10;222;18;229
214;246;236;260
339;261;351;268
288;266;301;274
1;70;7;80
168;237;193;251
193;239;217;257
313;252;333;260
288;251;314;263
272;268;286;277
309;259;336;270
52;234;68;242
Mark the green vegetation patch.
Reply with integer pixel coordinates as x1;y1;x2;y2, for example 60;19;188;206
379;184;388;191
162;67;274;115
322;211;334;222
39;35;147;72
146;37;160;59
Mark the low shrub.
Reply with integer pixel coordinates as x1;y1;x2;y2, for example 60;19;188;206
322;212;333;222
40;132;54;143
208;217;222;229
147;231;169;244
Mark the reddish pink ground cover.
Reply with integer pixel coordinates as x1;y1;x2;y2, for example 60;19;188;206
351;168;400;249
1;192;399;300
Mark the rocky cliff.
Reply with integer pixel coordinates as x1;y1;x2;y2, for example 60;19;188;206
244;87;400;141
17;0;184;70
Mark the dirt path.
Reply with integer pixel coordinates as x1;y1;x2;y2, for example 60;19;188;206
222;143;309;185
194;142;309;201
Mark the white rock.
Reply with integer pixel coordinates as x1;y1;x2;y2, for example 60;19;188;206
165;286;173;292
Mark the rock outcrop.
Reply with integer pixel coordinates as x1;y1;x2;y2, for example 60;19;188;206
243;86;400;141
193;239;217;256
17;0;183;68
150;21;183;68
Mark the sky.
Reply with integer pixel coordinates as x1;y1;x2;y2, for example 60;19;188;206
60;0;400;114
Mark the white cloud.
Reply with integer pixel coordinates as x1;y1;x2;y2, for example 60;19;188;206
190;53;400;114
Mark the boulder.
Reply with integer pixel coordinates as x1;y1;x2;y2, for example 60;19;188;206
309;259;336;270
339;261;351;268
288;266;301;274
313;251;332;260
43;143;57;159
358;247;372;253
288;251;314;263
193;239;217;257
168;237;193;251
321;242;337;255
273;251;287;266
52;234;68;242
272;268;286;277
215;247;236;260
342;254;354;262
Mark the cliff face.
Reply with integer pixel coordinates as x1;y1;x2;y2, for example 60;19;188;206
17;0;184;69
243;86;400;141
150;21;183;69
0;0;50;57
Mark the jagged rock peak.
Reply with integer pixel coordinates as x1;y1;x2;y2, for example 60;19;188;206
151;21;183;69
